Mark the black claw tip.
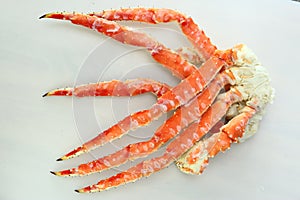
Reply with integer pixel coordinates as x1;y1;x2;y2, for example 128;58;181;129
39;14;47;19
74;189;80;193
56;158;63;161
50;171;56;175
42;92;48;97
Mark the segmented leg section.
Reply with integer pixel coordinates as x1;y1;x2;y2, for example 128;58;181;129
176;105;257;175
55;56;227;161
51;71;232;176
89;8;217;60
74;87;242;193
40;13;198;79
43;79;171;97
43;47;203;98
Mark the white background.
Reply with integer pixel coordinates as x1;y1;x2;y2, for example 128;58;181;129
1;0;300;200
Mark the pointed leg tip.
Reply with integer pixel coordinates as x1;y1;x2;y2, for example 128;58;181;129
50;171;58;176
56;155;68;161
75;189;84;193
39;14;48;19
75;186;100;193
39;13;72;20
42;92;49;97
42;88;72;97
39;14;45;19
50;169;76;177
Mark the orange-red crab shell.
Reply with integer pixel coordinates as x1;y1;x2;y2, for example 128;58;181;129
41;8;274;193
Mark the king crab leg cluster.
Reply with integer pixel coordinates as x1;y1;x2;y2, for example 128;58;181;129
41;8;274;193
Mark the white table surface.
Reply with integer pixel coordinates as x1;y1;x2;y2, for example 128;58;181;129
1;0;299;199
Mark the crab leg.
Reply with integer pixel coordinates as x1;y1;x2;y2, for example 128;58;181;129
51;71;232;176
43;46;204;99
43;79;171;97
43;48;202;98
89;8;217;60
74;88;243;193
55;57;227;161
40;13;199;79
176;105;257;175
